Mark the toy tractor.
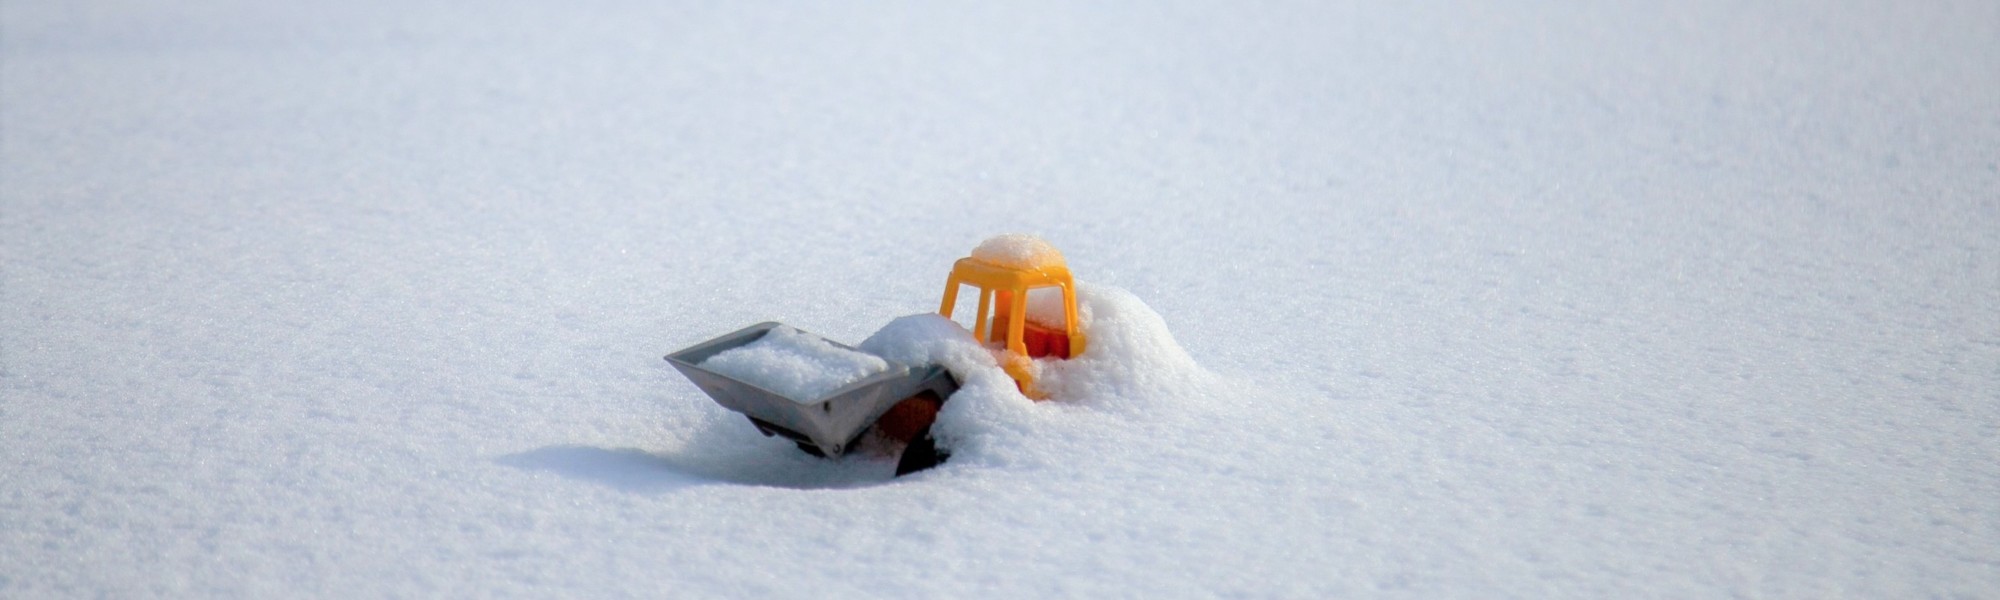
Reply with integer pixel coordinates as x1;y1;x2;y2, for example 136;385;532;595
665;236;1085;475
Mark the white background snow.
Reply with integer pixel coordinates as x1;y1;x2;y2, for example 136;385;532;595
4;0;1997;596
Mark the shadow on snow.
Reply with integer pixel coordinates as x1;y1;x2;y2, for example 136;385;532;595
496;425;909;492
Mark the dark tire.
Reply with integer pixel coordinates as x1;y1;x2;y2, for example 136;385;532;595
894;426;949;476
794;441;827;458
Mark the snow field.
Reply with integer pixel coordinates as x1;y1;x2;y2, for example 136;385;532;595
3;0;1996;597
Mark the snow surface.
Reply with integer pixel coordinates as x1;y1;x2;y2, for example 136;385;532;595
697;326;889;404
5;0;2000;597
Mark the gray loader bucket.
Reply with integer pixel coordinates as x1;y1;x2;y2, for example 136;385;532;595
665;322;959;458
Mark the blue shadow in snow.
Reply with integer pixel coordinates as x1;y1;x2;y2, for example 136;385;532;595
496;446;712;493
498;439;906;491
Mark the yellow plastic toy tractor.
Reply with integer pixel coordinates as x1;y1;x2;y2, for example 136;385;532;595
937;237;1087;399
665;236;1086;474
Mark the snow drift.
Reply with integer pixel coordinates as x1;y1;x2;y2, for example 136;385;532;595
856;283;1222;472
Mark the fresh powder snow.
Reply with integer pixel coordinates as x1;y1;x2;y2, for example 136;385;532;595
697;326;890;404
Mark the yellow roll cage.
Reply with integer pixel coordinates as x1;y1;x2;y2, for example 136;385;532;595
937;255;1086;398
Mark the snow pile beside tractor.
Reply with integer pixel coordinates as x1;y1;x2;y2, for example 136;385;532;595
859;283;1215;469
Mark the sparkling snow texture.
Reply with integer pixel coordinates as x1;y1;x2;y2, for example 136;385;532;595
4;0;1997;597
697;326;889;403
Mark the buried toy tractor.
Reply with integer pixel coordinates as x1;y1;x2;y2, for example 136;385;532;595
665;236;1085;475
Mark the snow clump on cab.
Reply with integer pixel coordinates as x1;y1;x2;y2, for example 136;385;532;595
970;234;1066;269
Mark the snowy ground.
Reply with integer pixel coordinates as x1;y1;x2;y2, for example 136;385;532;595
4;0;1997;597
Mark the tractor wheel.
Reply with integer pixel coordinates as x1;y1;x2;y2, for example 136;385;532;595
874;391;944;444
894;425;948;476
794;441;827;458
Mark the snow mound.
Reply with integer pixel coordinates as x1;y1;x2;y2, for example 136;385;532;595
859;283;1213;464
698;326;890;403
969;233;1066;269
1035;285;1209;409
859;313;1002;377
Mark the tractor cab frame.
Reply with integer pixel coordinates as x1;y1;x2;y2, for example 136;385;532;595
937;254;1086;398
